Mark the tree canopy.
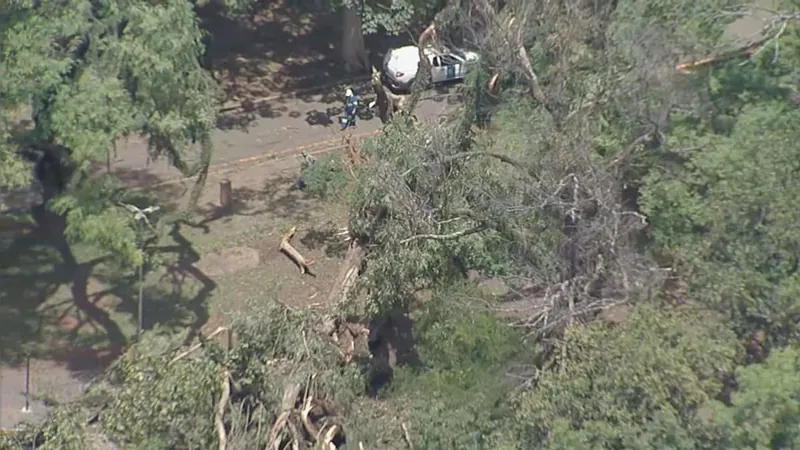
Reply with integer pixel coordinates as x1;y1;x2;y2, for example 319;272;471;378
1;0;216;264
2;0;800;448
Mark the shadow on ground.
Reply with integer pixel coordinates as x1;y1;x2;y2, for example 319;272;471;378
111;167;189;213
201;1;408;101
0;206;216;381
299;222;349;258
214;82;378;131
201;0;408;131
185;172;321;233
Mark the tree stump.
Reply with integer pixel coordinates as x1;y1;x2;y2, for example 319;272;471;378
219;179;232;215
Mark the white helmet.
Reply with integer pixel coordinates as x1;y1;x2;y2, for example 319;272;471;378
345;88;354;97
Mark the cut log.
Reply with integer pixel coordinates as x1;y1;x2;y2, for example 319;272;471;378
280;227;315;275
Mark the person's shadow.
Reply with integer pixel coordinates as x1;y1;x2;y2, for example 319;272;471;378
305;110;333;127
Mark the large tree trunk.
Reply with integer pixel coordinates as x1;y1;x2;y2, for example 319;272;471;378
326;241;366;305
341;6;369;74
187;131;212;209
370;66;407;123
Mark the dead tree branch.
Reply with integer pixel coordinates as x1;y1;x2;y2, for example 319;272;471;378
326;242;365;305
400;225;487;244
169;326;228;365
266;383;302;450
215;370;231;450
401;423;413;449
401;151;535;179
280;227;315;275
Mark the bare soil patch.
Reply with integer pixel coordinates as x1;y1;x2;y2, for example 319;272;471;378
195;246;261;278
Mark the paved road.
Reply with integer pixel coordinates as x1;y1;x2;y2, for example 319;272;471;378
112;83;460;183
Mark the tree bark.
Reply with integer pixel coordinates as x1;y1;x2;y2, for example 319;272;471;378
187;131;213;209
279;227;315;274
215;371;231;450
341;6;369;73
371;67;393;123
326;241;365;305
370;66;407;123
406;24;436;113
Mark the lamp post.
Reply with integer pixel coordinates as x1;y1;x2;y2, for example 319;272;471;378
21;353;30;414
120;203;159;342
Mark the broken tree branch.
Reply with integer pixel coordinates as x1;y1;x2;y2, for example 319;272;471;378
280;226;315;274
300;395;320;439
326;241;365;305
406;23;437;113
320;424;341;450
401;423;413;449
215;370;231;450
605;131;655;170
400;225;487;244
169;326;228;365
287;421;303;450
266;383;303;450
401;151;537;179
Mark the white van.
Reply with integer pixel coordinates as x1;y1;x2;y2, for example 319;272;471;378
381;45;480;92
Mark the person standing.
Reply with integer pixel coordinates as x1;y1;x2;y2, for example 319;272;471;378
342;88;359;130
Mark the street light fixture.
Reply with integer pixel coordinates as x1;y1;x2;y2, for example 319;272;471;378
119;203;160;342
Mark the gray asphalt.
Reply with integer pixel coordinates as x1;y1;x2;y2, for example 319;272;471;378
112;82;460;182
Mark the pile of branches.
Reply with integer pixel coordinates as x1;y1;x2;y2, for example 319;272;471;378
265;375;345;450
340;0;675;339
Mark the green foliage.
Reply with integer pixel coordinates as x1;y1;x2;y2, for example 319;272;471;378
9;1;800;449
412;293;523;387
0;405;88;449
708;346;800;449
334;0;439;35
228;300;366;410
641;100;800;344
394;312;521;449
508;304;741;449
100;332;221;448
350;293;526;449
301;153;349;200
345;100;566;318
0;0;216;262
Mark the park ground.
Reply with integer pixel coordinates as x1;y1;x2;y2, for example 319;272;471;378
0;0;771;429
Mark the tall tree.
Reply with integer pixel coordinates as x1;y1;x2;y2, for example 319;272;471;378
333;0;441;73
640;51;800;345
0;0;217;262
707;346;800;449
503;305;741;449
